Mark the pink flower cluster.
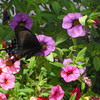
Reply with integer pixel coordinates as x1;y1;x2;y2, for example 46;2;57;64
0;58;20;90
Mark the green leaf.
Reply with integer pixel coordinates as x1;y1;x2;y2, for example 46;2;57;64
45;52;54;62
55;32;68;46
76;47;87;61
57;15;66;20
69;1;76;12
19;88;34;93
40;0;48;3
52;1;60;15
42;13;56;20
81;82;85;91
79;15;88;26
50;62;65;68
69;92;77;100
93;56;100;71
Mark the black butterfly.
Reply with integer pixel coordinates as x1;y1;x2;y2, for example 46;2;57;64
0;26;42;63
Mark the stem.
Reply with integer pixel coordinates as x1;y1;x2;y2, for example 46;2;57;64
72;38;77;47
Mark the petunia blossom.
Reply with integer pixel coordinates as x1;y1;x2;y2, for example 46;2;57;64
10;12;33;30
0;58;7;75
0;73;15;90
62;12;88;38
71;87;81;100
49;85;64;100
1;57;20;74
61;66;80;82
36;35;55;56
62;58;86;76
0;92;7;100
37;97;49;100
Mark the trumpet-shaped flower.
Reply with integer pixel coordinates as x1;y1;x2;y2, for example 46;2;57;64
0;92;7;100
62;13;88;38
0;73;15;90
36;35;55;56
49;85;64;100
61;66;80;82
71;87;81;100
10;12;33;30
0;57;20;74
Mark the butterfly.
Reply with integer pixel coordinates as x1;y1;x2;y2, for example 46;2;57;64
0;26;42;63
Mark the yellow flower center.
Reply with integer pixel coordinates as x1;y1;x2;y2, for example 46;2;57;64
6;61;13;66
19;22;25;26
42;43;47;50
73;20;80;26
67;71;72;75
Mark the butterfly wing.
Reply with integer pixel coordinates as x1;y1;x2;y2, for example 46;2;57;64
14;26;42;59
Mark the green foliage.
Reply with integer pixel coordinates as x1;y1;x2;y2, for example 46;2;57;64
0;0;100;99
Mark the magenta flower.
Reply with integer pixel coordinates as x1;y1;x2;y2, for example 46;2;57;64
37;97;49;100
0;73;15;90
0;92;7;100
49;85;64;100
0;58;7;75
61;66;80;82
0;57;20;74
62;58;86;76
94;19;99;25
62;13;87;38
71;87;81;100
10;12;33;30
36;35;55;56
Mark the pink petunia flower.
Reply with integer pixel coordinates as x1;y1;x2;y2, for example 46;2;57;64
71;87;81;100
0;92;7;100
36;35;55;56
49;85;64;100
62;58;86;76
61;66;80;82
0;58;7;75
0;73;15;90
37;97;49;100
10;12;33;30
62;13;88;38
1;57;20;74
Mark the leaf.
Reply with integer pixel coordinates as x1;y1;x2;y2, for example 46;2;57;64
19;88;34;93
55;32;68;46
69;1;76;12
45;52;54;62
76;47;87;61
69;92;77;100
79;15;88;26
52;1;60;15
50;62;65;68
81;82;85;91
42;13;56;20
93;56;100;71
